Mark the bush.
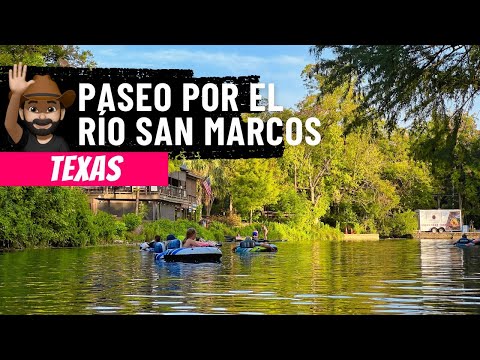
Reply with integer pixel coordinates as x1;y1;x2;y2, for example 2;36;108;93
143;219;235;242
265;222;342;241
123;213;142;231
206;221;232;241
93;211;118;243
383;210;418;238
210;213;242;227
315;222;344;241
0;187;100;248
115;221;128;238
124;231;144;243
227;221;343;242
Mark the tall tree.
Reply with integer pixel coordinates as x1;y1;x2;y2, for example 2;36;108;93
338;131;399;231
311;46;480;133
281;73;357;223
410;114;480;220
0;45;96;67
379;130;435;211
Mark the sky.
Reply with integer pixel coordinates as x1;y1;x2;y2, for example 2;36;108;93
79;45;313;110
78;45;480;126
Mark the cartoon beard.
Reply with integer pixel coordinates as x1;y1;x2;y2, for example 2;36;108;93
21;118;61;136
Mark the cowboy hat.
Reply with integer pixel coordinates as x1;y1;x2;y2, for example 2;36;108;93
10;75;76;108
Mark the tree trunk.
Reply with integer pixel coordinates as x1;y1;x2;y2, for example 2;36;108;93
250;208;253;224
229;195;233;215
310;186;315;204
206;200;212;217
204;195;213;217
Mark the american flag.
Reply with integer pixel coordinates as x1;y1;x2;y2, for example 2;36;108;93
203;177;212;197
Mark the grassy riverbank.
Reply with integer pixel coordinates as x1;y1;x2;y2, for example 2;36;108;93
142;218;343;243
0;208;343;250
0;186;342;250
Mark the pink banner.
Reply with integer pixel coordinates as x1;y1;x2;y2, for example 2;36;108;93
0;152;169;186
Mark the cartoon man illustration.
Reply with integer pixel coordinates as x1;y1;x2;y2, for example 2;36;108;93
4;63;75;151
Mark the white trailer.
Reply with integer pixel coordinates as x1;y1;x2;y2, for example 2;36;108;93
417;209;462;232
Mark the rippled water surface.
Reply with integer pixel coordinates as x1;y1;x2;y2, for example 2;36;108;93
1;239;479;314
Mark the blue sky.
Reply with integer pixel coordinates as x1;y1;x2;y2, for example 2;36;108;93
79;45;313;110
79;45;480;125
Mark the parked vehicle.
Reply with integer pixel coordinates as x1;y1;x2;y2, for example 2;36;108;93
417;209;462;232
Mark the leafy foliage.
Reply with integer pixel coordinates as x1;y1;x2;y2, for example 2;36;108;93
228;158;281;223
0;45;96;67
210;213;242;227
143;219;227;242
92;211;118;243
0;187;115;248
122;213;142;232
383;210;419;238
311;45;480;133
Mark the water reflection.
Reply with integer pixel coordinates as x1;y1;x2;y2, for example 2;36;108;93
0;240;479;314
420;239;480;314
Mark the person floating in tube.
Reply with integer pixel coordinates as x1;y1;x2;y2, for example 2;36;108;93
252;230;274;250
454;234;480;246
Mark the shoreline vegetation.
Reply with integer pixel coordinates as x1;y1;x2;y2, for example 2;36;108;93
0;186;345;250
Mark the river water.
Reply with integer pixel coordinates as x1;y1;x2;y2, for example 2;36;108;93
0;239;479;314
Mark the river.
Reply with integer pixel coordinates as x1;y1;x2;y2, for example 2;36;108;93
0;239;479;314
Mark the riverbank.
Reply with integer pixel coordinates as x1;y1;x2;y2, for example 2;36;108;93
142;218;343;243
414;231;479;240
0;214;345;250
0;241;135;252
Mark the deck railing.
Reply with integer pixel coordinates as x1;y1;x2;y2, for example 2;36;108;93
82;186;188;200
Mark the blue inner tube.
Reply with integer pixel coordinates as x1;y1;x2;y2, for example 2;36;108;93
155;247;222;263
454;239;478;248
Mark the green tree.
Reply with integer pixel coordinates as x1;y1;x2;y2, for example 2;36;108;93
379;129;435;211
271;187;311;227
281;74;357;223
410;113;480;222
229;158;281;223
0;45;96;67
311;45;480;133
336;132;399;232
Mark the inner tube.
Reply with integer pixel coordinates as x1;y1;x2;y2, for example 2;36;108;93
139;242;151;251
234;244;278;253
454;238;479;248
155;247;222;263
230;238;286;243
